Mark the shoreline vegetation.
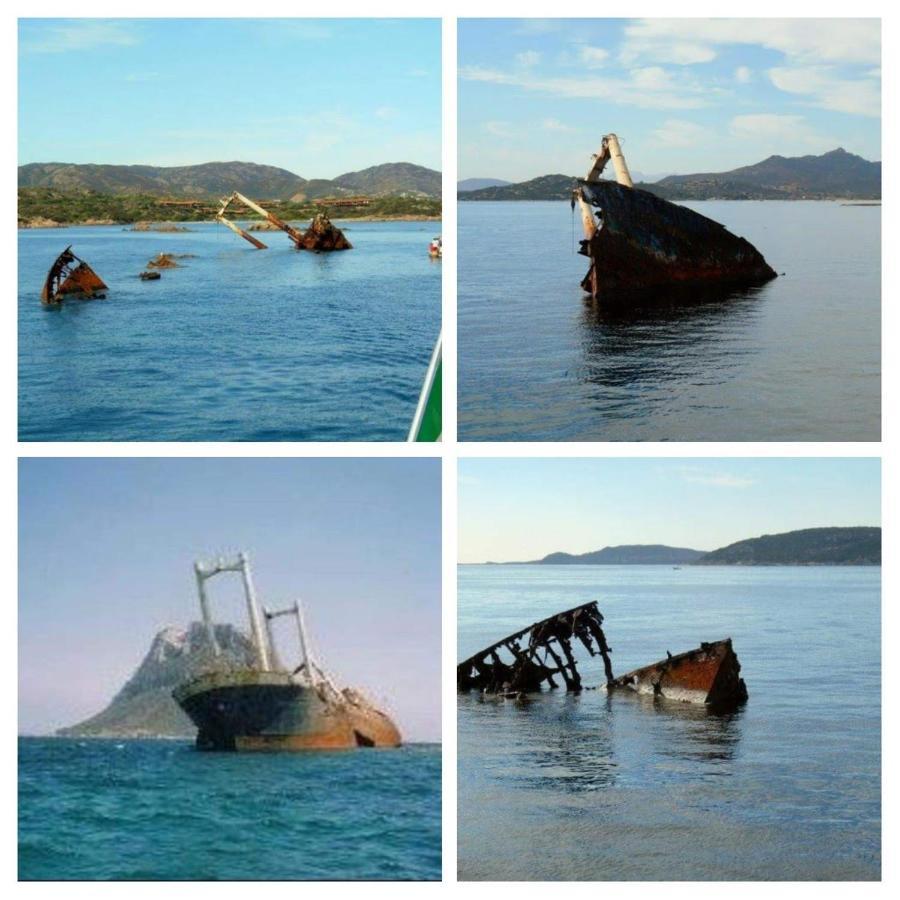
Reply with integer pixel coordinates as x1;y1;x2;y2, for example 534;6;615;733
18;187;441;228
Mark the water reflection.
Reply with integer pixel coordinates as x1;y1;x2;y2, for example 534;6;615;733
627;692;745;766
576;282;771;392
460;688;746;795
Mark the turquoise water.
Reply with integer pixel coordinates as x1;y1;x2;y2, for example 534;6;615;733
19;222;441;441
458;565;881;880
458;201;880;441
19;739;441;880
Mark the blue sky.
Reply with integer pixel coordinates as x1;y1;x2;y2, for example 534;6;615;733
459;18;881;181
459;458;880;563
18;19;441;177
19;458;441;740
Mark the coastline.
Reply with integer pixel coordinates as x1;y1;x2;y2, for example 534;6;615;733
19;214;442;230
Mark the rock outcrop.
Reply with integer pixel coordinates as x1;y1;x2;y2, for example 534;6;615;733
57;623;258;738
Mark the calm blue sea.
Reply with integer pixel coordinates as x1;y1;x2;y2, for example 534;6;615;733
458;565;881;880
19;222;441;441
19;740;441;880
458;201;880;441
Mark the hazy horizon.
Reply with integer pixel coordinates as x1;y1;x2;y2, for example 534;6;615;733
19;458;441;741
459;458;880;564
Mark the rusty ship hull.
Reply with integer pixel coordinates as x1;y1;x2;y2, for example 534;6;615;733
173;669;401;752
41;246;107;304
609;638;747;708
578;181;776;298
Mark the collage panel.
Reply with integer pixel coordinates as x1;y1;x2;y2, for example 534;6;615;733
18;17;442;444
18;457;442;880
457;457;881;881
457;18;881;442
11;11;891;891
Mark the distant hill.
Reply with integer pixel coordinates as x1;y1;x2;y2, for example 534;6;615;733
523;544;704;565
651;148;880;200
694;526;881;566
458;178;512;192
458;149;880;201
19;160;441;200
459;174;577;201
57;623;258;738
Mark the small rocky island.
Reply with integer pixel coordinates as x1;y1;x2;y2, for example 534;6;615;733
57;623;257;739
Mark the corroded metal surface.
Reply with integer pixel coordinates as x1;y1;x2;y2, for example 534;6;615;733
609;638;748;708
174;669;401;751
295;213;352;251
457;601;614;694
41;246;107;304
576;180;777;298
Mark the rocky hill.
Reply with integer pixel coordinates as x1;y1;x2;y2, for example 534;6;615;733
19;160;441;200
694;526;881;566
651;148;880;200
57;623;258;738
459;149;881;201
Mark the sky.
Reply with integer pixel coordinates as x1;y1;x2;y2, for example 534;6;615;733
18;18;441;177
459;18;881;181
19;458;441;741
458;458;880;564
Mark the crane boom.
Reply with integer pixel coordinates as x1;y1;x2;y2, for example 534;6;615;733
216;191;305;248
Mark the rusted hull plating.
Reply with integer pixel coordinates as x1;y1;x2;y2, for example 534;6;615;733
295;213;352;251
173;669;401;751
457;601;614;694
41;246;107;304
578;181;777;299
609;638;747;708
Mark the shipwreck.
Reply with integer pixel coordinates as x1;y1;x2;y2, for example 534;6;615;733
173;552;401;751
41;246;107;304
457;600;747;710
572;134;776;299
216;191;352;252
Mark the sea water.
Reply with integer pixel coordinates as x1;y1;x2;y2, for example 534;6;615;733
19;739;441;880
458;201;880;441
19;221;441;441
458;564;880;880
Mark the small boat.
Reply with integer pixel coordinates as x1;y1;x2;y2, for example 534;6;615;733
573;134;776;299
41;246;107;304
139;271;161;281
428;235;442;259
609;638;747;709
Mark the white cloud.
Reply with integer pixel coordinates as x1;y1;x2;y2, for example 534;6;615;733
483;120;515;138
21;20;139;54
650;119;715;148
541;118;574;133
729;113;839;153
621;18;880;67
735;66;752;84
375;106;399;120
579;45;609;67
516;50;541;67
459;65;711;110
768;66;880;117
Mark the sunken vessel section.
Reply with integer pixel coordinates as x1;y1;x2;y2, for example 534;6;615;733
572;133;777;299
41;246;107;304
172;553;401;751
457;599;748;710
